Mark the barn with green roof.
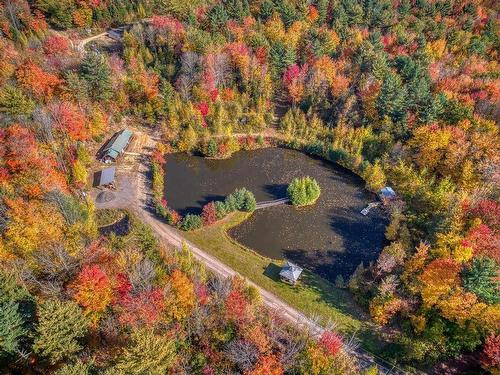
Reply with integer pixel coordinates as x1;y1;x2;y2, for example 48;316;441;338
101;129;133;163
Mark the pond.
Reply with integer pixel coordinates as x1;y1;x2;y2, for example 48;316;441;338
164;148;387;281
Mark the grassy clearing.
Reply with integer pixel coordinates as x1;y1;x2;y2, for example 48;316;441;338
95;208;127;227
183;212;385;352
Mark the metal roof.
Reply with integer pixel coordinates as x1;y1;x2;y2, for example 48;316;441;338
379;186;396;199
95;166;116;186
102;129;133;160
279;261;303;282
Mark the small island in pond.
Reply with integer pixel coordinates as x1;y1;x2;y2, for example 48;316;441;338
287;176;321;207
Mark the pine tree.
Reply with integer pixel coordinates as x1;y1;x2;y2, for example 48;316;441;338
0;85;35;116
463;258;499;304
317;0;329;24
33;300;89;364
376;72;408;138
55;359;93;375
0;301;28;358
80;52;113;101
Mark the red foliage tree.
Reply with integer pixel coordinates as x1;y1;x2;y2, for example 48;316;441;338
467;200;500;229
16;60;61;100
43;35;70;56
481;334;500;369
151;15;184;35
283;64;301;86
113;273;132;303
152;149;166;165
197;101;209;117
463;224;499;262
201;202;217;225
225;288;247;322
1;124;38;173
195;283;210;305
319;331;343;357
117;288;165;328
49;102;88;141
0;124;66;195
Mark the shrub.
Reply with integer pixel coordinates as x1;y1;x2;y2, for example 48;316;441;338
206;139;217;157
287;177;321;206
181;214;202;231
363;160;386;192
151;162;164;201
224;194;238;213
241;191;256;212
214;201;227;219
328;147;349;163
231;188;256;212
201;202;217;225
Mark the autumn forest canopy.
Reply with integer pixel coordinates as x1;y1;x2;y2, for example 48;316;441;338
0;0;499;374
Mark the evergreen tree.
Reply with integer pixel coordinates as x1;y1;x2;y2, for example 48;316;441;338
463;258;499;304
79;52;113;101
316;0;329;24
269;42;296;76
0;301;28;358
36;0;75;29
181;214;202;230
0;270;31;304
33;300;89;364
287;177;321;206
259;0;275;21
226;0;250;21
278;1;299;27
376;72;408;138
55;359;93;375
207;139;217;157
207;4;229;30
0;85;35;116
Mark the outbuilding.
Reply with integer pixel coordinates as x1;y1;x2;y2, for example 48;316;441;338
100;129;133;163
93;166;116;188
279;261;303;285
378;186;396;202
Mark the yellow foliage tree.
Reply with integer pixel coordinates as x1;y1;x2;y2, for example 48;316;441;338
167;269;195;321
3;198;64;258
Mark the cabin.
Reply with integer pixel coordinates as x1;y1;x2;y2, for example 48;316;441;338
279;261;303;285
93;166;116;188
100;129;133;163
378;186;397;203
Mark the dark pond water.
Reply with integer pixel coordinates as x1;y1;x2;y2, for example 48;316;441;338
164;148;387;281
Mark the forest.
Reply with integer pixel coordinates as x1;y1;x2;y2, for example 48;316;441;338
0;0;498;373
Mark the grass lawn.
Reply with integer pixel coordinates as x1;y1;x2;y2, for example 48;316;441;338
183;211;387;354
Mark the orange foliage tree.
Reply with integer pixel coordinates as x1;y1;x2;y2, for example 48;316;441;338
419;258;461;307
247;354;284;375
16;60;61;100
72;264;113;322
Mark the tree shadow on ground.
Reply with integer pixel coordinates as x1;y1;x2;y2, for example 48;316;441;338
99;214;130;237
263;262;282;281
